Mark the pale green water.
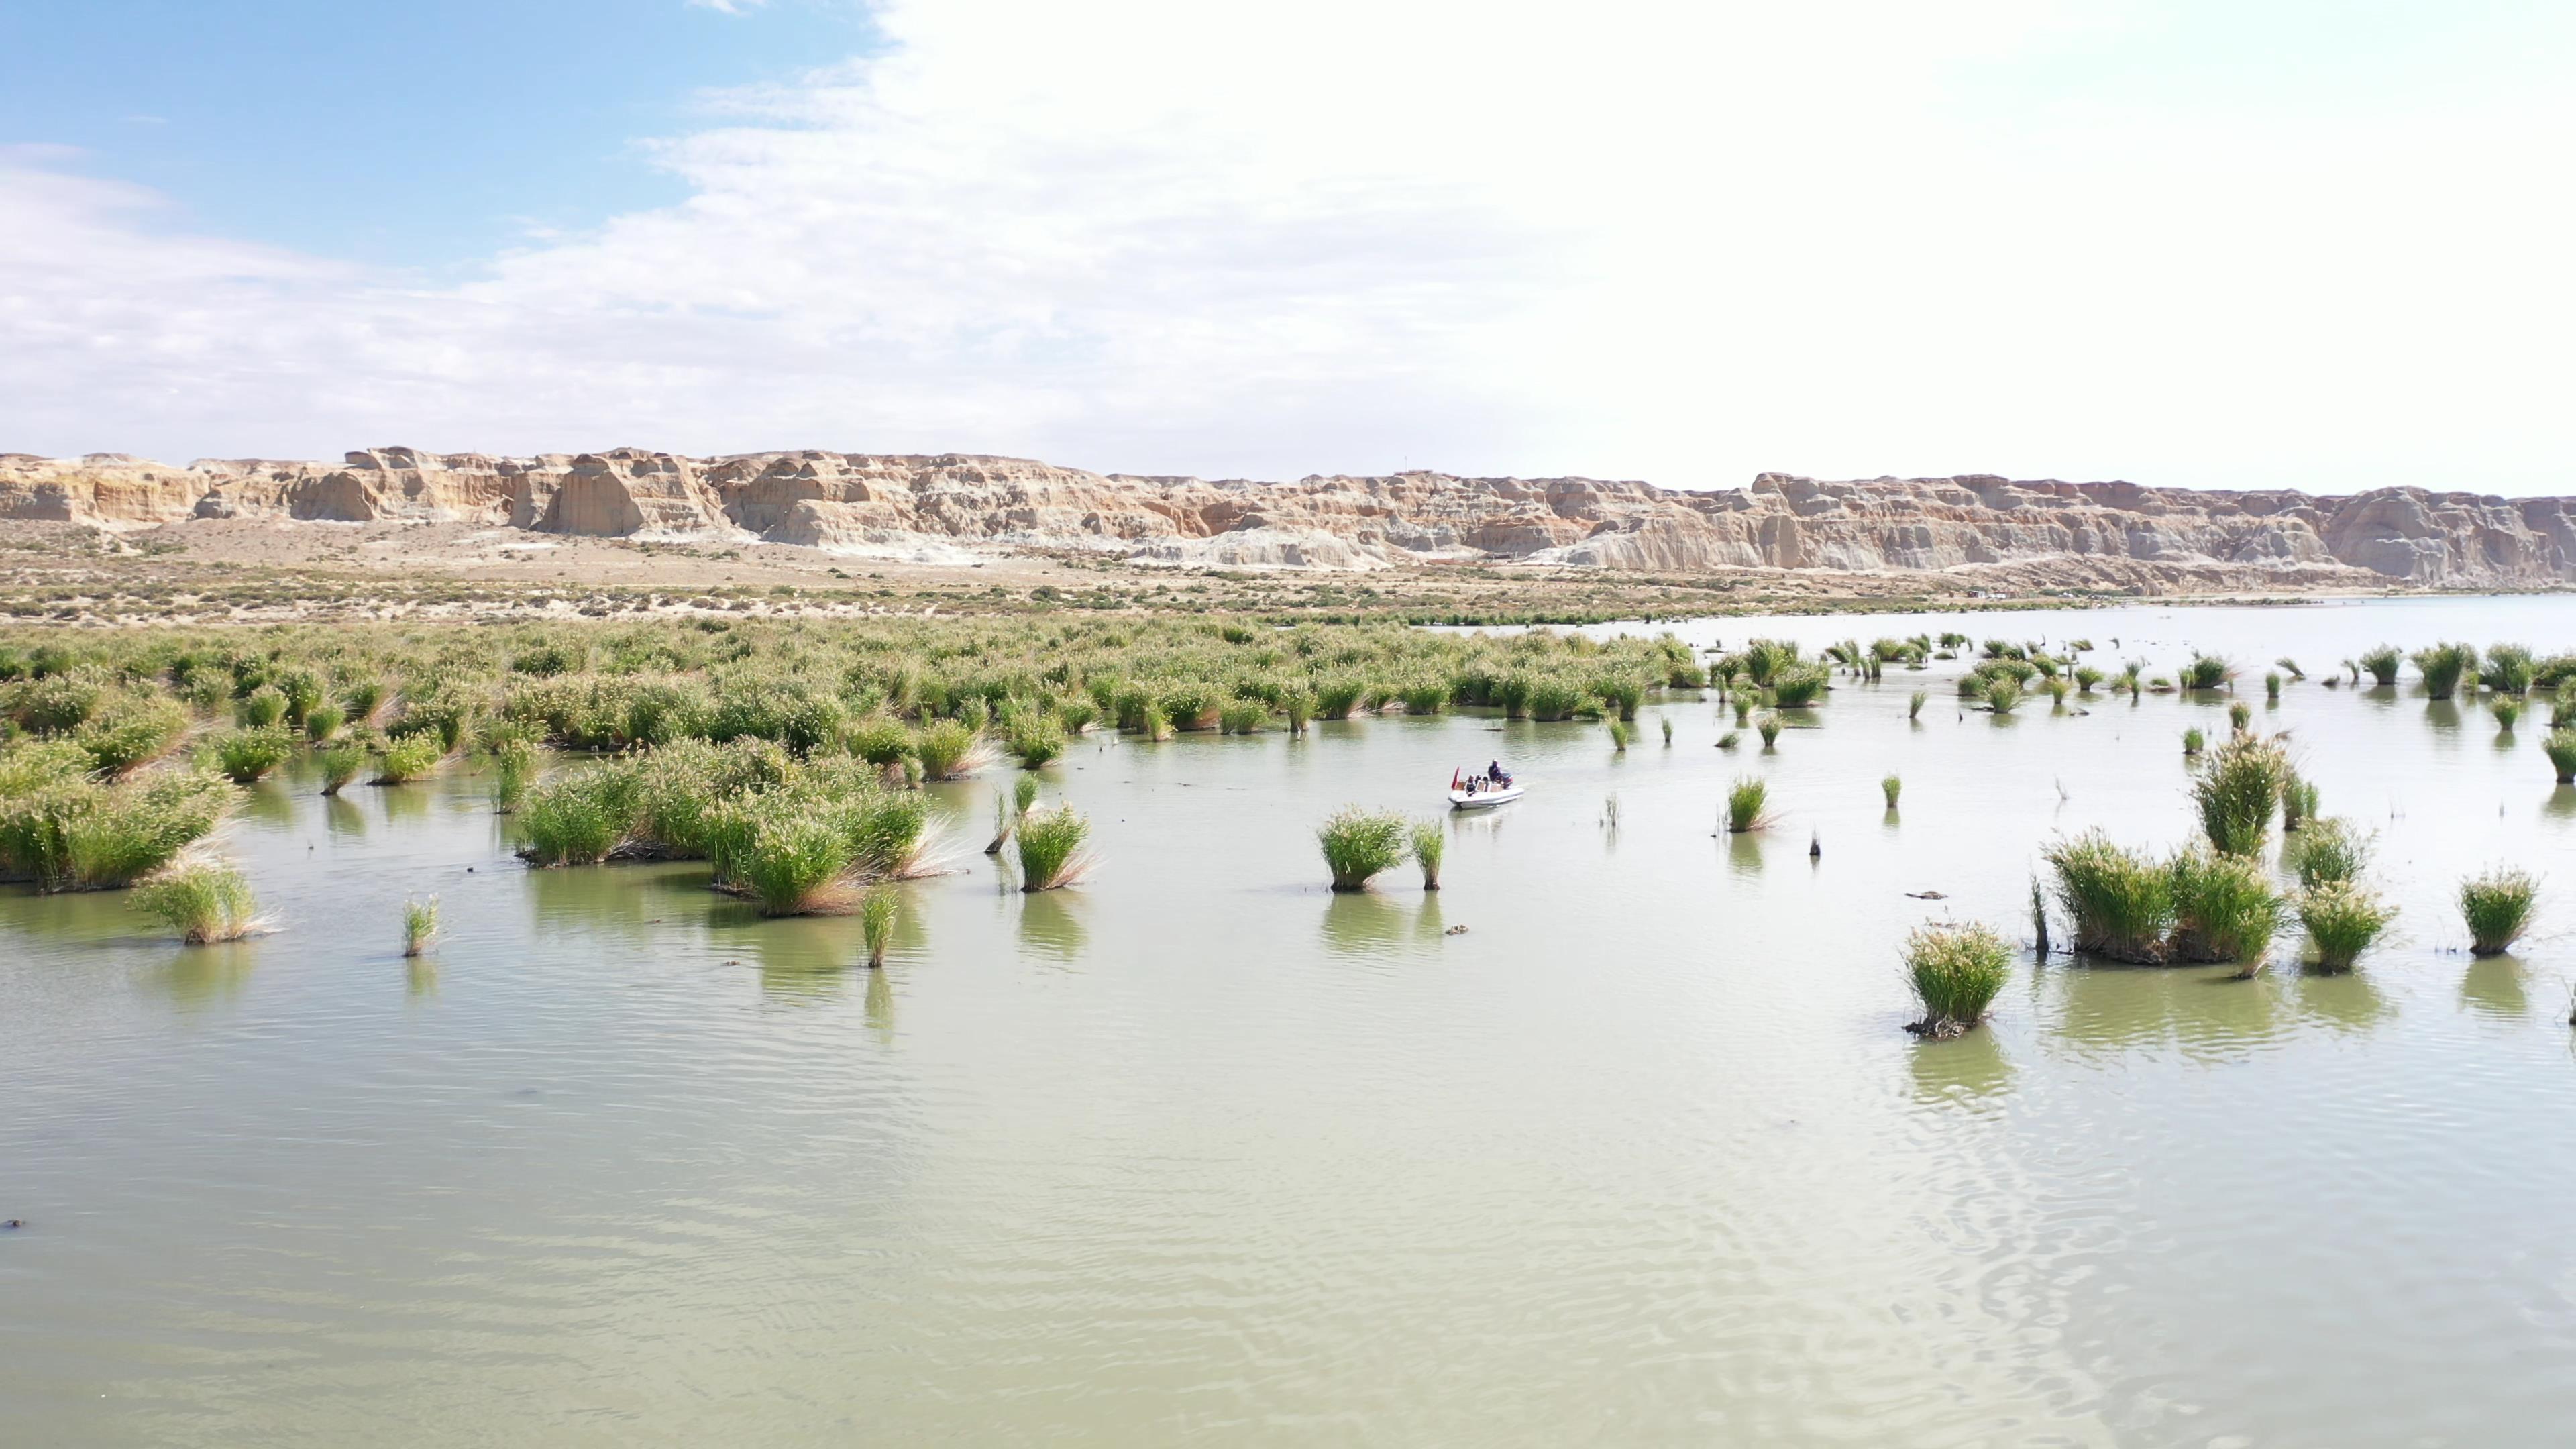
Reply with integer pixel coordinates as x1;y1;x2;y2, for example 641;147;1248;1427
9;598;2576;1446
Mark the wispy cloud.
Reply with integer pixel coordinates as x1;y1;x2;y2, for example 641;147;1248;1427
4;1;2573;493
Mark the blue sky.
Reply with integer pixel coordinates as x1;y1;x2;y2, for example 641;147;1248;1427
3;1;2572;494
0;0;879;267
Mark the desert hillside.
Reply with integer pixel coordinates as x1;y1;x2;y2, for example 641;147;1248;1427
6;447;2572;586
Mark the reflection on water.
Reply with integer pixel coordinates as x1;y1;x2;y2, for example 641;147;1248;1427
2290;966;2392;1032
376;780;430;824
1015;888;1087;961
1907;1025;2012;1102
152;939;258;1008
2043;961;2286;1060
2460;955;2528;1018
2425;699;2464;731
1319;888;1422;959
323;793;366;838
864;964;897;1040
1726;831;1764;876
2546;785;2576;821
405;958;439;1000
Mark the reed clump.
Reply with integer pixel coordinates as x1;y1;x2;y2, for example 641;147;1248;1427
2182;726;2204;755
2044;831;2176;963
2291;818;2372;890
2298;881;2395;971
2167;848;2285;964
2548;729;2576;785
1725;776;1770;834
318;743;368;796
129;858;261;943
2412;642;2476;700
1016;802;1093;892
1881;774;1902;809
1903;923;2010;1038
207;726;296;784
860;885;898;967
914;718;981;780
1410;818;1445;890
2357;645;2402;686
2227;700;2252;733
372;735;445;785
402;896;439;957
2491;697;2522;732
1909;689;1927;720
492;737;539;812
1319;806;1409;892
1755;712;1782;748
2459;868;2537;955
2192;733;2291;856
0;761;235;892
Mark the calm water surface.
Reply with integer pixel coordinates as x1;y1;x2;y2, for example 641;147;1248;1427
9;598;2576;1446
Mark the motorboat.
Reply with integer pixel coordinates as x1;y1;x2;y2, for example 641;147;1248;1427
1448;769;1524;809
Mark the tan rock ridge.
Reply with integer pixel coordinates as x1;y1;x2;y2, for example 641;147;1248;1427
5;447;2571;584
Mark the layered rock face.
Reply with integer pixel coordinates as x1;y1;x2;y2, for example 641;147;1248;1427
5;447;2573;584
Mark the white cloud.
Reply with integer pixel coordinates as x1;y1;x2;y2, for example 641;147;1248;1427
3;0;2573;494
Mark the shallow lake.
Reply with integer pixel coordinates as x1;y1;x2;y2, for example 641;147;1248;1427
10;596;2576;1446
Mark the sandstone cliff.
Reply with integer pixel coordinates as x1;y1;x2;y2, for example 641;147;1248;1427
5;447;2571;585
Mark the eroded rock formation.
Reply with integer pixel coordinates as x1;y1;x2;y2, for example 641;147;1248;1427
5;447;2572;584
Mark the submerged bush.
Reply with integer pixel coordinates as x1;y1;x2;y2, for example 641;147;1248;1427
2182;726;2204;755
2359;645;2402;686
1318;806;1409;892
402;896;439;957
130;859;260;943
372;735;444;785
2299;881;2395;971
1018;802;1094;892
2183;655;2233;690
1725;776;1770;834
860;886;899;968
2045;831;2175;963
1881;773;1902;810
2292;818;2372;890
2549;729;2576;785
1769;665;1830;708
2459;868;2538;955
206;726;296;784
1755;712;1782;748
2192;733;2290;857
1410;818;1445;890
1903;923;2010;1038
2412;642;2476;700
2167;849;2284;964
2493;697;2522;732
319;743;368;796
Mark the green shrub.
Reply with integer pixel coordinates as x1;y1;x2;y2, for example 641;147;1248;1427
860;886;899;968
2459;868;2537;955
1881;774;1902;809
1318;806;1408;891
2045;831;2174;963
1410;818;1444;889
2293;818;2373;890
238;685;289;729
1769;665;1829;708
1725;776;1770;833
372;735;444;785
77;695;189;773
850;716;916;768
914;718;979;780
1219;701;1267;734
130;859;260;943
2412;642;2476;700
319;743;368;796
738;809;857;916
1986;678;2019;714
2549;729;2576;785
2183;655;2233;690
2299;882;2394;971
2493;697;2522;731
1909;690;1927;720
402;896;439;957
1755;712;1782;748
206;727;296;784
2227;700;2252;733
303;702;346;741
517;769;631;865
1010;714;1066;767
1017;802;1093;891
2181;726;2204;755
2359;645;2401;686
2192;733;2290;856
1904;923;2010;1036
2167;848;2284;964
492;737;539;812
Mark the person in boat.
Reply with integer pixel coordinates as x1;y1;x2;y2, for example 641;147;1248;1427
1487;760;1511;788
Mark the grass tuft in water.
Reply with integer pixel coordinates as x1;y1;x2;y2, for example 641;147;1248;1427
1016;802;1094;892
2192;732;2291;856
205;727;296;784
2291;817;2373;890
130;858;260;943
2045;830;2174;963
916;719;979;780
738;809;856;916
319;743;368;796
372;735;444;785
1660;716;1673;746
1725;776;1770;834
1909;689;1927;720
2491;696;2522;732
2227;700;2252;733
2183;726;2204;755
2279;773;2317;832
1902;923;2010;1037
860;885;899;968
1715;729;1740;751
2167;848;2285;964
1411;818;1445;889
1881;773;1902;809
1318;806;1408;892
2358;645;2402;686
492;737;539;813
2298;881;2395;971
2459;867;2537;955
1755;712;1782;748
402;896;439;957
2548;728;2576;784
1985;678;2020;714
2184;654;2233;690
1009;715;1067;767
2411;642;2476;700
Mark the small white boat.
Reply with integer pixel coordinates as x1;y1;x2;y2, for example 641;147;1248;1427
1448;775;1525;809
